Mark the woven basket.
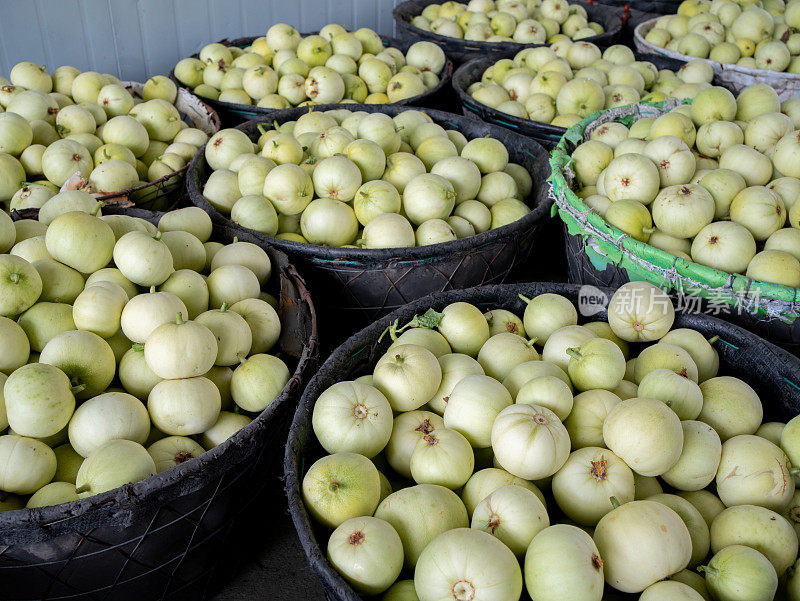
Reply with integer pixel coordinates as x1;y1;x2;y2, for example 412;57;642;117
451;51;689;149
171;35;454;126
0;206;318;601
634;17;800;101
186;104;552;344
393;0;623;65
284;281;800;601
99;82;221;211
550;100;800;345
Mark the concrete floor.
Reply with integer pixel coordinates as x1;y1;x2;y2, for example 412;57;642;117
211;494;326;601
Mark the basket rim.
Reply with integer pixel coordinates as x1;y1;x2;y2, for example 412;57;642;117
549;100;800;319
186;103;553;263
170;33;454;119
92;81;221;207
450;51;690;140
634;16;800;83
0;210;319;532
283;280;800;600
392;0;622;52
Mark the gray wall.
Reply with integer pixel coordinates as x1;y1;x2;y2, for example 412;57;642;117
0;0;399;83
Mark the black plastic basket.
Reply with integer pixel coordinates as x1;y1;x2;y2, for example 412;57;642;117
393;0;623;65
586;0;680;14
0;206;319;601
172;35;455;126
186;103;553;344
451;52;688;149
284;281;800;601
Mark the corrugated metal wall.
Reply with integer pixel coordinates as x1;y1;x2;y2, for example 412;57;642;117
0;0;399;83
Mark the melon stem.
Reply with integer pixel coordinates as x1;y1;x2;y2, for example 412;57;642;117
518;293;532;304
566;347;582;361
609;496;620;509
175;312;184;325
75;484;91;494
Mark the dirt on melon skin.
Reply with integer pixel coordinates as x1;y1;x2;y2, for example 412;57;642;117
593;500;692;594
715;434;794;512
647;493;710;569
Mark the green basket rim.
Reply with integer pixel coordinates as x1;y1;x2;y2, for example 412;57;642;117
548;100;800;321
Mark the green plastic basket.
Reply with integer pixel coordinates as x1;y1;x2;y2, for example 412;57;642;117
549;99;800;345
